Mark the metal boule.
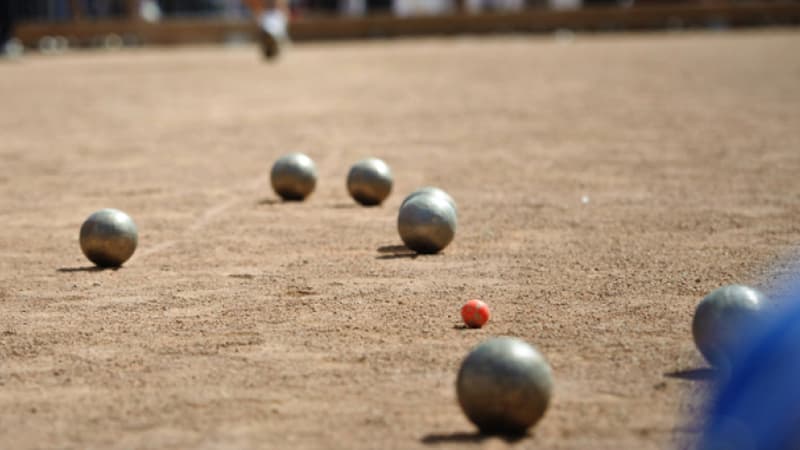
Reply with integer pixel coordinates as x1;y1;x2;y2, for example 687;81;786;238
693;284;766;367
457;337;553;435
270;152;317;201
79;208;138;267
397;193;457;254
346;158;393;206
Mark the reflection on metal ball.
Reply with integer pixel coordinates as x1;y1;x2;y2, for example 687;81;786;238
80;208;138;267
271;152;317;201
693;284;766;367
457;337;553;435
401;186;457;214
397;193;457;254
347;158;393;206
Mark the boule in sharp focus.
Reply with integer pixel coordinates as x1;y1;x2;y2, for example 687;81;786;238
397;193;457;254
270;152;317;201
693;284;766;368
79;208;138;267
347;158;393;206
457;337;553;435
401;186;457;213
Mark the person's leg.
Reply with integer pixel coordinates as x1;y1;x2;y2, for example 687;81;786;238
243;0;290;59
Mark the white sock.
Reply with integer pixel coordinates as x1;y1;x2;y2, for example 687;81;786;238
260;10;288;40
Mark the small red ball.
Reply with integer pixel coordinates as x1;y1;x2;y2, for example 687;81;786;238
461;299;491;328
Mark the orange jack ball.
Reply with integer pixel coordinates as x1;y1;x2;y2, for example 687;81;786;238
461;299;491;328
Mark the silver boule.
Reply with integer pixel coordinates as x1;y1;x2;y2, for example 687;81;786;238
346;158;393;206
270;152;317;201
693;284;766;367
401;186;457;213
79;208;138;267
457;337;553;435
397;193;457;254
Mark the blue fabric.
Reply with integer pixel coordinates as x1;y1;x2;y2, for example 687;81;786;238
701;281;800;450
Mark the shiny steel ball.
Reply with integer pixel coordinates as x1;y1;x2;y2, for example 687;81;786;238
401;186;457;214
79;208;138;267
457;337;553;435
270;152;317;201
397;193;457;254
693;284;766;367
346;158;393;206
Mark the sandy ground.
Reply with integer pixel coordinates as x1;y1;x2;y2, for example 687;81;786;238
1;29;799;449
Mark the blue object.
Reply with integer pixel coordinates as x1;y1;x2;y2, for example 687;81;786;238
700;280;800;450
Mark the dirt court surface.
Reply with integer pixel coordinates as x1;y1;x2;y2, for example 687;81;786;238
1;29;799;449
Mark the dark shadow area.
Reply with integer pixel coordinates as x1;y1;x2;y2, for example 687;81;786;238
421;432;485;445
376;243;418;260
228;273;255;280
329;203;359;209
57;266;117;273
378;245;410;253
664;368;716;381
421;431;527;445
376;253;418;260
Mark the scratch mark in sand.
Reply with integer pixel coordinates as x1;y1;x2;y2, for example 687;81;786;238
138;176;264;259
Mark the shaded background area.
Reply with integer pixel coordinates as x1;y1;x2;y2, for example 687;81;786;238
4;0;800;49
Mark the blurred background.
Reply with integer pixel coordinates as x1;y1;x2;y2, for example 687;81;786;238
1;0;799;52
